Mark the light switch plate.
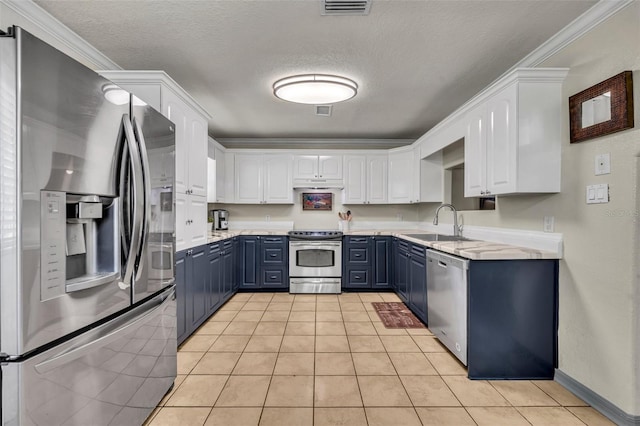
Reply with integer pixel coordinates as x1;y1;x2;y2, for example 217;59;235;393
595;153;611;175
586;184;609;204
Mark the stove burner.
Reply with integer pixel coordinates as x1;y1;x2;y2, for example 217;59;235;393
288;230;343;241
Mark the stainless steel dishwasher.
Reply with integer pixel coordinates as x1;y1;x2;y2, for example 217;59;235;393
426;250;469;365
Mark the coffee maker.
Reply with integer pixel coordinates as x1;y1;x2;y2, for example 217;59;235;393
211;209;229;231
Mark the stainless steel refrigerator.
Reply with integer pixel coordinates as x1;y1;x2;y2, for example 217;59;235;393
0;27;177;425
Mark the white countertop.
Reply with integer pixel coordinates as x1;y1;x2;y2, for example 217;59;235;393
207;229;560;260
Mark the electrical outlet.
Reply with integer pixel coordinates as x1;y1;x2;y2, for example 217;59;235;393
543;216;554;233
265;215;270;222
595;153;611;175
396;213;403;221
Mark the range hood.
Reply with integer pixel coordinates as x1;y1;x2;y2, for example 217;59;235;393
292;178;344;189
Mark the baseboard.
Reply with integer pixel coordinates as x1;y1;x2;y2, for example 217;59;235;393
555;369;640;425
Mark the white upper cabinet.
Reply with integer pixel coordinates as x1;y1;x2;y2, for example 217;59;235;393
464;104;487;197
367;155;388;204
463;69;567;197
214;145;226;203
343;156;366;204
264;155;294;203
207;157;216;202
187;116;208;197
293;155;318;180
293;155;342;186
163;90;208;197
319;156;343;179
388;148;418;204
235;154;293;204
175;192;208;252
343;154;387;204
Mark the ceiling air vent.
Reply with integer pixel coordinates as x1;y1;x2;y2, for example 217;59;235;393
322;0;371;16
315;105;332;116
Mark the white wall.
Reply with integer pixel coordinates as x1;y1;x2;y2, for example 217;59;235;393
420;3;640;414
210;189;420;230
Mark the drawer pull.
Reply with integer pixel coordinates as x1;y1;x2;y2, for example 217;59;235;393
270;275;277;279
270;254;277;257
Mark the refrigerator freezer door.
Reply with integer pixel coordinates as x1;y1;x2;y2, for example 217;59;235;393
0;28;133;356
131;102;176;304
1;287;176;426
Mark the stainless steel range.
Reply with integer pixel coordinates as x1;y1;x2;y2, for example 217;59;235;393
288;230;343;294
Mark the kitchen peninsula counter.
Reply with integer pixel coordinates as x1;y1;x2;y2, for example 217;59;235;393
206;228;560;260
207;229;289;243
346;230;560;260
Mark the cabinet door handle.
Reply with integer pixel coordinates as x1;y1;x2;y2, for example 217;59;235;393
355;275;361;279
270;275;277;279
355;254;362;257
480;190;486;195
486;190;492;195
270;254;277;257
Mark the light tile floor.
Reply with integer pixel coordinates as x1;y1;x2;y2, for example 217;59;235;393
145;292;614;426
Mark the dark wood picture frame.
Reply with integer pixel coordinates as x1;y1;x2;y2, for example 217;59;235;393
302;192;333;211
569;71;634;143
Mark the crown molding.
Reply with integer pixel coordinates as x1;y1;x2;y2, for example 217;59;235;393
97;70;212;119
0;0;121;70
218;138;413;150
415;0;634;152
512;0;635;69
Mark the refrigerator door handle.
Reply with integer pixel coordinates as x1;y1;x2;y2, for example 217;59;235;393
120;115;145;289
132;117;151;281
34;288;175;374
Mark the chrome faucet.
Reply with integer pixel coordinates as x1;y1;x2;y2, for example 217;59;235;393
433;204;462;237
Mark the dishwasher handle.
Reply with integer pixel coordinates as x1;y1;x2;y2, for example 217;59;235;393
426;249;469;270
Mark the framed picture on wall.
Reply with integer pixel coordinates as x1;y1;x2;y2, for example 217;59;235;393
569;71;634;143
302;192;333;211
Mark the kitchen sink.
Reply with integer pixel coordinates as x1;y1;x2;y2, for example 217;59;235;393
403;233;474;242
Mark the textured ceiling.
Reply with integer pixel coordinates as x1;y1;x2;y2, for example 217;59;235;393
36;0;596;146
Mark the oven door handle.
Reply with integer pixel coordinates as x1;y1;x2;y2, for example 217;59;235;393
290;242;341;250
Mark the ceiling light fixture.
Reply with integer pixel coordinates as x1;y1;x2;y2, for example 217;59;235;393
273;74;358;104
102;84;147;106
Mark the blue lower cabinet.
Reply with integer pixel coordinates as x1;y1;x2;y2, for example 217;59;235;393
392;239;426;323
207;244;223;315
239;237;260;289
239;236;288;290
372;237;392;289
408;245;427;324
343;236;392;290
393;239;409;301
467;259;558;379
232;237;240;291
175;251;188;345
177;239;239;346
222;244;234;298
189;246;209;331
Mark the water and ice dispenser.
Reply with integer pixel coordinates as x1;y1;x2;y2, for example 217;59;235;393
40;191;120;301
